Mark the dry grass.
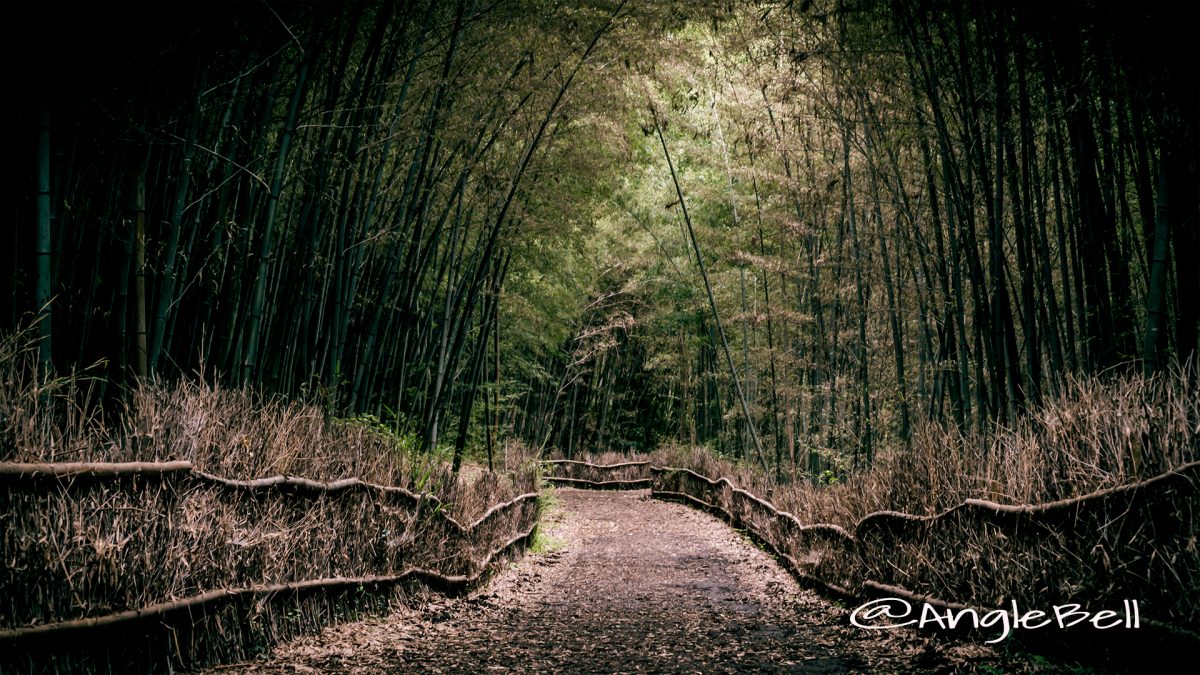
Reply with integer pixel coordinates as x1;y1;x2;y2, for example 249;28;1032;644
0;326;538;515
637;366;1200;528
0;328;540;672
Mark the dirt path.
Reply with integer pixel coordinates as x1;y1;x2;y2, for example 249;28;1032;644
225;488;1024;673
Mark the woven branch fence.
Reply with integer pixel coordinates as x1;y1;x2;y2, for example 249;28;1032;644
542;459;654;489
545;459;1200;661
1;461;540;673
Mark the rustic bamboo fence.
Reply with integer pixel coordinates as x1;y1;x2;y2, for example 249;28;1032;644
1;461;540;672
545;458;1200;663
542;459;654;489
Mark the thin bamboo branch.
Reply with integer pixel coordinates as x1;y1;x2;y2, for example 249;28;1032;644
652;115;770;475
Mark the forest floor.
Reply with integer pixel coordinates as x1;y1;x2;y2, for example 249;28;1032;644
207;488;1057;673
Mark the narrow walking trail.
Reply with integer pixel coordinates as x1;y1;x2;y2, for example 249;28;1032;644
227;488;1022;673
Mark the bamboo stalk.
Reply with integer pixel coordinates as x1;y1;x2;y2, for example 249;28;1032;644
34;92;52;368
133;170;148;379
0;461;194;479
653;115;770;475
191;470;428;503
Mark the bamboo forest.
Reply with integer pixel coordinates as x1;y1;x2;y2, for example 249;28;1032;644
1;1;1197;673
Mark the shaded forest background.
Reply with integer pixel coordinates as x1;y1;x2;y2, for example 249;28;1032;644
3;0;1197;479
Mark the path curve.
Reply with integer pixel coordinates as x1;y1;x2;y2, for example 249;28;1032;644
227;488;1026;673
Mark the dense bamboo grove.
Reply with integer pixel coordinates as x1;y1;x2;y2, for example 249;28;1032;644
3;0;1197;479
532;0;1200;476
3;0;630;468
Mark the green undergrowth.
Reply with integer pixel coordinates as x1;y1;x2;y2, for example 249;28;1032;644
537;484;562;513
530;486;567;554
529;529;567;554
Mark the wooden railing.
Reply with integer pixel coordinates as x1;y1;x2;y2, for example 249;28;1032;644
542;459;654;489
